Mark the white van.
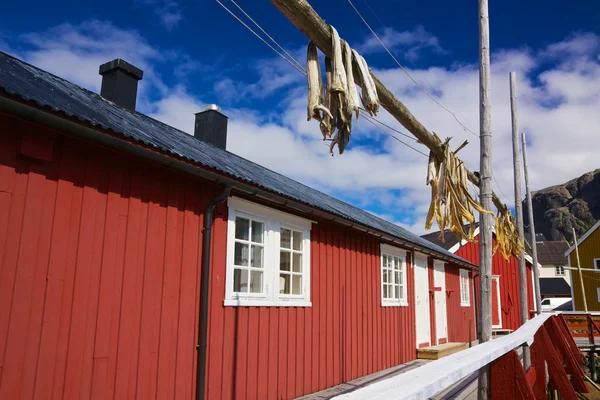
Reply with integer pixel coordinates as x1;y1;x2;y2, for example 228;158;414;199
541;297;572;312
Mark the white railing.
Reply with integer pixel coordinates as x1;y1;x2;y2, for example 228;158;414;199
334;312;556;400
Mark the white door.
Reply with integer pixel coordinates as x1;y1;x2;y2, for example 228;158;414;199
433;260;448;344
414;254;431;347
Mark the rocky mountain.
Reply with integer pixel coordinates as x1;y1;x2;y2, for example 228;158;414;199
523;169;600;242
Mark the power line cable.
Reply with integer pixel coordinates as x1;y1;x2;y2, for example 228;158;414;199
228;0;307;74
359;109;417;141
346;0;480;139
361;114;429;157
217;0;431;159
215;0;308;77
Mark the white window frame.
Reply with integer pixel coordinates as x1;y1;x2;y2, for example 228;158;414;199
594;258;600;270
555;265;565;276
459;269;470;307
380;244;408;307
224;197;312;307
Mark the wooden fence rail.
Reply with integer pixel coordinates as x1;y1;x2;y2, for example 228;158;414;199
334;313;589;400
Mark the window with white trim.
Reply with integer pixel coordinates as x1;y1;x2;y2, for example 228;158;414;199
380;244;408;306
555;265;565;276
594;258;600;270
225;197;312;307
460;269;470;306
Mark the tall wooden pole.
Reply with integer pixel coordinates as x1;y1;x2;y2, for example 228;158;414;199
268;0;508;214
510;72;530;369
521;132;542;314
573;228;588;312
478;0;493;397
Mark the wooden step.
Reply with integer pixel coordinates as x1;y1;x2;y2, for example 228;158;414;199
417;342;468;360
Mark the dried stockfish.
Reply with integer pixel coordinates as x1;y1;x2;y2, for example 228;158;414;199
352;49;379;116
343;41;360;121
306;42;332;122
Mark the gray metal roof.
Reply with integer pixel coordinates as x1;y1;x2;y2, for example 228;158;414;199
0;51;471;265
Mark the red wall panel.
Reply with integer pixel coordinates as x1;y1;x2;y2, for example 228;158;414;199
0;114;477;399
445;264;476;343
0;115;217;399
457;236;532;331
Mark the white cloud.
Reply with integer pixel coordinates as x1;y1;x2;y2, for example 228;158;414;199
7;21;600;239
355;25;446;61
137;0;183;30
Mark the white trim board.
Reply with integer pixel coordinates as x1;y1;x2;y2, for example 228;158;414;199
565;220;600;256
333;313;556;400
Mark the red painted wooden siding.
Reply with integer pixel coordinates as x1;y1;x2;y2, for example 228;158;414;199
458;235;535;331
445;264;476;343
0;114;476;399
0;115;218;399
205;219;421;399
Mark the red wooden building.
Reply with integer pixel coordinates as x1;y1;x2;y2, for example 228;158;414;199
0;52;477;399
422;225;538;332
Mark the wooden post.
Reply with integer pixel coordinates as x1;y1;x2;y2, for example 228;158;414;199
521;132;542;314
478;0;493;398
510;72;531;369
268;0;508;214
573;227;588;312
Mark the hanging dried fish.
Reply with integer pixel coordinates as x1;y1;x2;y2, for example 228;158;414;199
329;25;347;98
352;49;379;116
306;42;332;122
343;41;360;121
319;57;336;139
425;137;493;243
494;208;524;261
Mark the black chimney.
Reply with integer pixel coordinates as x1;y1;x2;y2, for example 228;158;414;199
194;105;228;150
99;59;143;111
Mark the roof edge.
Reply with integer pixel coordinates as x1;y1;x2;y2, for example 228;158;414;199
0;92;476;269
565;219;600;257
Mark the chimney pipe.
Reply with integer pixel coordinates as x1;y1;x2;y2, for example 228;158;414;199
99;59;143;111
194;105;228;150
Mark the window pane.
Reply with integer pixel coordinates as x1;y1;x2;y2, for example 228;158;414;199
292;275;302;295
280;273;291;294
399;286;404;300
251;245;263;268
233;269;248;293
250;270;262;293
280;251;291;271
292;253;302;272
394;271;400;286
234;242;249;266
394;257;401;271
394;284;400;299
235;217;249;240
251;221;264;243
281;228;291;249
384;255;390;268
293;231;303;251
383;285;388;298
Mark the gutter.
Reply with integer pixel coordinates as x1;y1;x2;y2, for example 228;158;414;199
196;185;232;400
0;94;474;270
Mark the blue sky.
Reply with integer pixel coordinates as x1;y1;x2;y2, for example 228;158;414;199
1;0;599;234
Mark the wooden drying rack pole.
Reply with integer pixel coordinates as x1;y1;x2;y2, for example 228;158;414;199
269;0;507;213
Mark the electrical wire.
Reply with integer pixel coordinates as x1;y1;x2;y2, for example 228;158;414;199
359;109;417;141
228;0;307;74
346;0;480;139
215;0;308;77
492;174;511;205
216;0;433;159
361;114;429;157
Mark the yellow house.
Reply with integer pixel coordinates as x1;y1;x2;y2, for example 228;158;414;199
566;220;600;311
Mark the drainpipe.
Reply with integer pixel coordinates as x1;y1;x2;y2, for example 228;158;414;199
196;185;232;400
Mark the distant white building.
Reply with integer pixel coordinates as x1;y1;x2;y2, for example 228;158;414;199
536;240;571;286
